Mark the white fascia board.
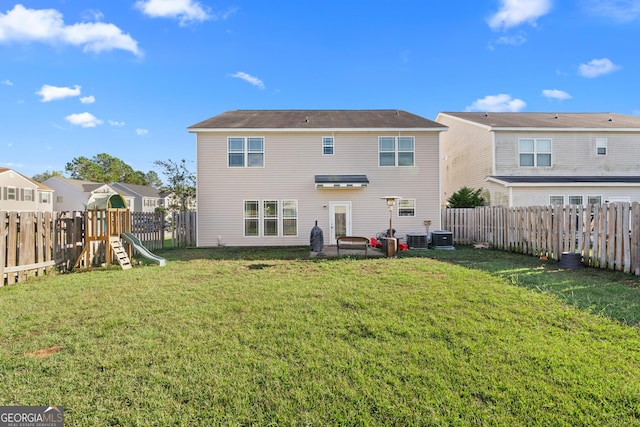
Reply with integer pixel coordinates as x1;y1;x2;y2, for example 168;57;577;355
492;127;640;132
486;177;640;188
187;127;448;133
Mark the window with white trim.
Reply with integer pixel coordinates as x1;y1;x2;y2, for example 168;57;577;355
519;138;551;167
322;137;334;155
596;138;607;156
398;199;416;217
229;137;264;167
40;192;50;204
379;136;414;167
244;199;298;237
568;195;583;205
587;195;602;205
550;195;564;205
244;201;259;236
24;188;34;202
7;186;16;200
264;200;278;236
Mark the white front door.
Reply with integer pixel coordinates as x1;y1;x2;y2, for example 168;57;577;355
329;202;352;244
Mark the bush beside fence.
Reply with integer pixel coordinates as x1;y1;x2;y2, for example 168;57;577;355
442;203;640;275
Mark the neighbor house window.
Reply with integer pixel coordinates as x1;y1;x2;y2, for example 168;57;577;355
379;136;415;167
550;195;564;205
596;138;607;156
40;192;50;204
568;195;583;205
588;195;602;205
322;137;334;155
7;187;16;200
263;200;278;237
229;137;264;167
398;199;416;217
519;138;551;167
244;199;298;237
244;201;259;236
24;188;34;201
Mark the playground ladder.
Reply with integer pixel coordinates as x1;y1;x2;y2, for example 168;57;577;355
109;236;132;270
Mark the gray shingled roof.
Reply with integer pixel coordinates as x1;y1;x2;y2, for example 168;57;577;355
189;110;444;130
440;112;640;129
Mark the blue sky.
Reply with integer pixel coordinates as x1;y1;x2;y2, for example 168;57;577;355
1;0;639;179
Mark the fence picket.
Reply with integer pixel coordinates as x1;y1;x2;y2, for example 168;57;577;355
441;203;640;275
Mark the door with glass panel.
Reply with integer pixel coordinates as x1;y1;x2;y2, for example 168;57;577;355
329;202;351;245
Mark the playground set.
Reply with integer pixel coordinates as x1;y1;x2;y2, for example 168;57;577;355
73;193;166;270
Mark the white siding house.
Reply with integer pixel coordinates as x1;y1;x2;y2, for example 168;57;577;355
0;168;54;212
436;112;640;207
43;176;120;212
188;110;447;247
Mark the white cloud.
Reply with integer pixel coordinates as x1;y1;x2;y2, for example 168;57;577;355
488;0;552;30
578;58;621;78
542;89;572;100
80;95;95;104
582;0;640;21
230;71;265;89
65;112;103;128
466;94;527;112
0;5;141;56
36;84;81;102
136;128;149;136
495;33;527;46
1;79;13;85
135;0;216;26
109;120;125;127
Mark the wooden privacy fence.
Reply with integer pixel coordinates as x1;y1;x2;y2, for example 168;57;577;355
1;210;167;286
170;211;197;248
442;203;640;275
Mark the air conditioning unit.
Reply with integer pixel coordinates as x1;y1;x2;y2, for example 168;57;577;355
431;230;455;250
406;233;429;249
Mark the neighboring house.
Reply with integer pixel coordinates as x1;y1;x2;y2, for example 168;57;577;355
43;176;120;212
0;168;54;212
436;112;640;207
111;182;166;213
188;109;446;247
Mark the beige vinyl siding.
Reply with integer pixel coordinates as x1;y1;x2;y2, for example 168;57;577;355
495;131;640;176
510;186;640;206
196;131;441;247
437;114;494;206
0;172;40;211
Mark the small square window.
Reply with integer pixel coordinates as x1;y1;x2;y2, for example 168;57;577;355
550;195;564;205
398;199;415;217
568;195;583;205
596;138;607;156
322;137;334;155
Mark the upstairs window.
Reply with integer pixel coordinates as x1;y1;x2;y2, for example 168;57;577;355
379;136;414;167
596;138;607;156
24;188;34;201
229;137;264;167
519;138;551;167
7;187;16;200
322;137;334;155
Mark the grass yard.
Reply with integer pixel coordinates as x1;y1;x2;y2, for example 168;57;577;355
0;246;639;426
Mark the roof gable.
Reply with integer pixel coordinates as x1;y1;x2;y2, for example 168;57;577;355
189;110;445;130
0;168;53;191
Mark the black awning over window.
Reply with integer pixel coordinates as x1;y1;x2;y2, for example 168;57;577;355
315;175;369;188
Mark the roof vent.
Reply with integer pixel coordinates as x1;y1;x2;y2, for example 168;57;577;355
305;116;309;123
608;116;614;122
554;113;559;119
484;112;489;117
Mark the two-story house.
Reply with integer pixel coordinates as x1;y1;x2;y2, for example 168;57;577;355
111;182;166;213
436;112;640;207
43;176;121;212
188;110;446;247
0;168;54;212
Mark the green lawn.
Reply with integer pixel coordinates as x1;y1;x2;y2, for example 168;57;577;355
1;246;639;426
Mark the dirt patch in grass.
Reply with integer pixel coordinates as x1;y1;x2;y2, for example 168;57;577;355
26;345;62;358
